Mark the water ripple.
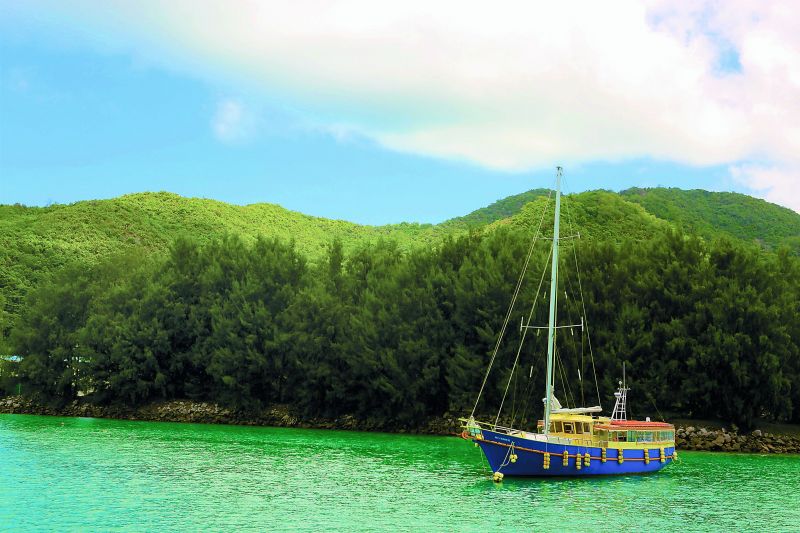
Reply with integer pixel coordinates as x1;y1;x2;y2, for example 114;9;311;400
1;415;798;531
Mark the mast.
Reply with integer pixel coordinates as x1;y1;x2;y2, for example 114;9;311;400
543;166;562;436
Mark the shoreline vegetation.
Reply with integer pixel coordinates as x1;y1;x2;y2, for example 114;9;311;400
4;230;799;430
2;395;799;454
2;191;799;436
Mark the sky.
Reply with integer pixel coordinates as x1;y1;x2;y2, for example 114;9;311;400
1;1;799;224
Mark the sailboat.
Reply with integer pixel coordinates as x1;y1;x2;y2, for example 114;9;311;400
461;167;675;479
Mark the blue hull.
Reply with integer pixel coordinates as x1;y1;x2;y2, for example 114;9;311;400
474;429;674;476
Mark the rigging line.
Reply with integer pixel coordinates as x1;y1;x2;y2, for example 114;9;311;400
560;249;586;406
508;361;530;426
509;308;546;428
581;321;586;406
509;356;520;426
556;235;582;408
557;190;582;355
509;348;535;427
646;391;666;422
557;242;586;408
508;321;546;429
470;189;553;419
509;349;543;430
552;346;563;409
508;369;518;426
493;243;553;428
509;379;531;428
555;345;574;409
561;189;602;409
564;355;576;408
571;242;602;410
559;254;580;354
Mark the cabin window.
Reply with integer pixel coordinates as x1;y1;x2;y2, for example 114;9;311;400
550;422;563;433
582;423;591;434
563;422;575;434
657;431;674;441
628;431;654;442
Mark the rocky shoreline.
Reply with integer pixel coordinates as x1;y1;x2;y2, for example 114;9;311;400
0;395;460;435
2;395;799;454
676;425;800;454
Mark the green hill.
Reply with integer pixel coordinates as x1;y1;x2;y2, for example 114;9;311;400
488;191;672;242
448;186;800;250
441;188;551;228
2;187;798;346
620;188;800;251
0;192;448;338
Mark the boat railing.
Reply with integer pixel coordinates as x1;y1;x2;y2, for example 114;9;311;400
458;417;517;433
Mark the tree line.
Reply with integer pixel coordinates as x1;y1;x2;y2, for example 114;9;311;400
6;227;800;429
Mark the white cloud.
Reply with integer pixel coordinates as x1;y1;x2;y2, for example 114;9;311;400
212;99;251;143
17;0;800;210
730;164;800;212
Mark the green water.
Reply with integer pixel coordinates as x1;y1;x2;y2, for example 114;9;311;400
1;415;799;531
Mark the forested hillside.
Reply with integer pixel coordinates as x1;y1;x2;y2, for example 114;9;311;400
2;187;799;430
444;187;800;251
441;188;550;228
7;228;800;429
621;188;800;251
0;192;444;343
6;186;796;345
488;191;671;242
